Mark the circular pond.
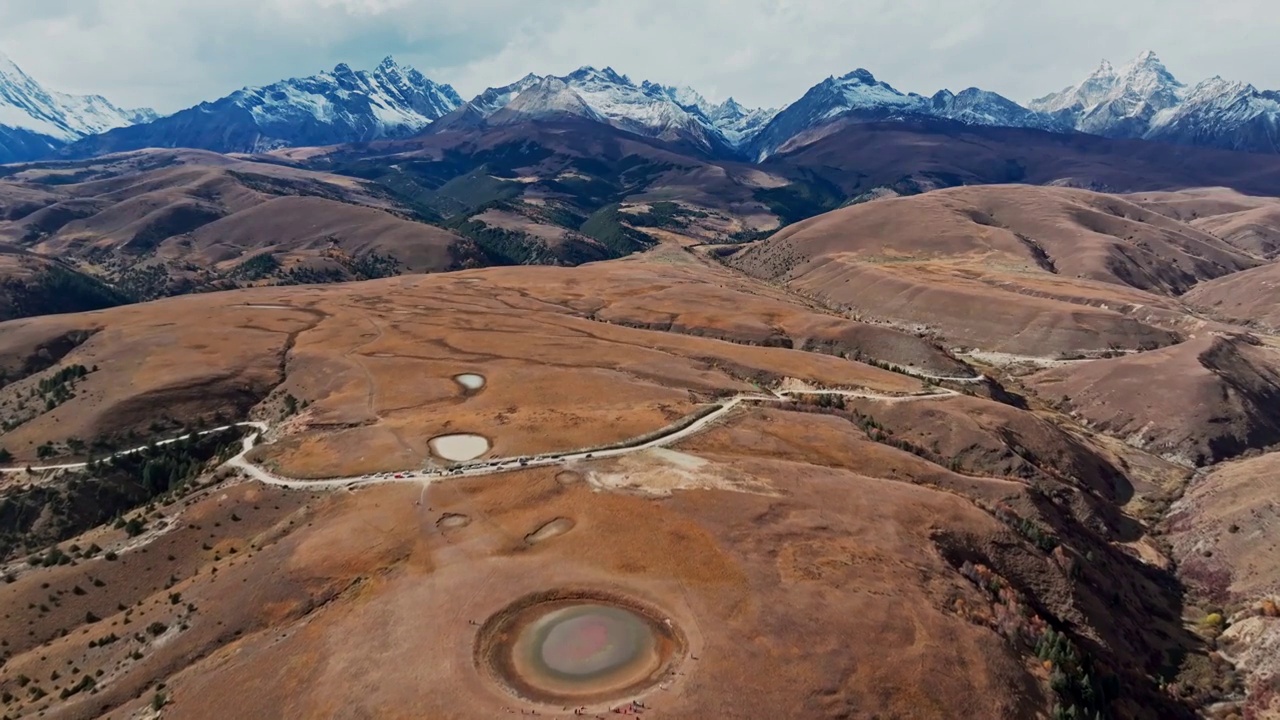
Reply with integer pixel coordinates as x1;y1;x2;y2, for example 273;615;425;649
476;591;684;705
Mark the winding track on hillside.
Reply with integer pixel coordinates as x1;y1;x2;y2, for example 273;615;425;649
1;387;962;488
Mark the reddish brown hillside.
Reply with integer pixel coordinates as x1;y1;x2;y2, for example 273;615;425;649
726;184;1236;355
1185;262;1280;330
1028;334;1280;466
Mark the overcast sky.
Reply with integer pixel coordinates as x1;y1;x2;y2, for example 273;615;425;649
2;0;1277;113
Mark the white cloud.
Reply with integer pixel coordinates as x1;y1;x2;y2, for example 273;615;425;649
1;0;1278;113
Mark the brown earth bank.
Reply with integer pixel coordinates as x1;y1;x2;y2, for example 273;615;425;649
1123;187;1280;222
1026;334;1280;467
738;184;1259;294
1185;263;1280;331
1123;188;1280;262
724;184;1280;356
1163;451;1280;719
1191;204;1280;260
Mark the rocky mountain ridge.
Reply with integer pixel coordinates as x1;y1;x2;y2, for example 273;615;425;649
2;49;1279;162
60;56;463;156
0;51;155;163
1031;51;1280;154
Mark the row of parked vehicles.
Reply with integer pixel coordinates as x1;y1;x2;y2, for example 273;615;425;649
355;451;605;482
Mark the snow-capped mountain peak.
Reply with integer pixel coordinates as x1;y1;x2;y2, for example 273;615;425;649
375;56;401;73
711;97;746;118
1071;51;1185;135
489;75;604;124
1184;75;1254;100
463;73;545;118
1055;58;1118;110
743;68;923;160
1029;50;1280;153
1112;51;1183;99
451;66;777;154
671;86;713;113
228;56;461;141
1030;50;1185;135
821;68;921;115
642;82;713;116
1147;75;1280;152
703;96;778;147
1;49;155;162
566;66;631;87
35;47;1280;164
62;57;462;157
928;87;1065;132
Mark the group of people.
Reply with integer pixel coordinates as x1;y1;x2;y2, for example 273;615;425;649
568;698;647;716
507;700;648;717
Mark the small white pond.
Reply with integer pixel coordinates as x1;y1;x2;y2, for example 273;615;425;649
429;433;491;461
454;373;487;391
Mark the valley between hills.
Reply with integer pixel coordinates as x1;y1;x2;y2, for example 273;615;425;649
2;62;1280;720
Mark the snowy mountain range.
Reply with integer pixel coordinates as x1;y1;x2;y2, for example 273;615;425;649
437;65;1058;160
3;48;1280;164
436;66;778;155
63;57;463;157
0;51;155;163
746;69;1066;159
1031;51;1280;153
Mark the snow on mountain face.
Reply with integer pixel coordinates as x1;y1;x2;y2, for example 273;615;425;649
64;57;461;157
1031;60;1119;116
1079;51;1186;136
0;50;152;161
656;84;715;115
460;55;1280;159
489;76;604;124
538;66;733;152
450;66;776;154
930;88;1065;132
746;69;922;160
749;68;1055;160
1033;51;1187;139
705;97;779;147
1031;50;1280;153
127;108;161;125
1031;50;1187;137
563;67;698;137
47;91;160;137
469;74;543;117
1148;77;1280;153
238;57;461;138
645;83;779;148
823;69;924;116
